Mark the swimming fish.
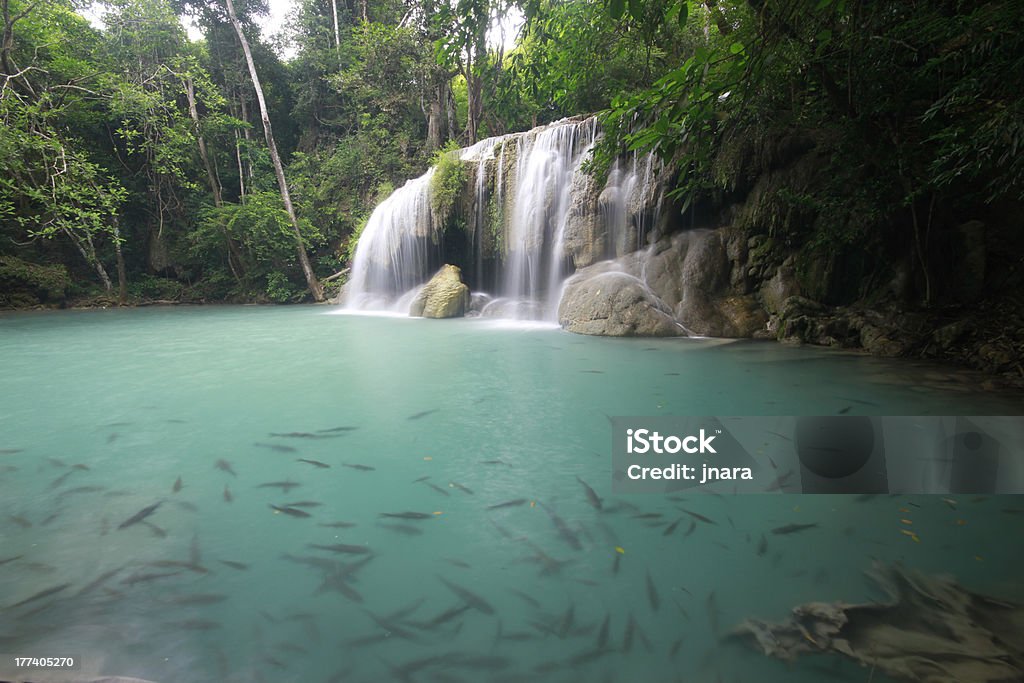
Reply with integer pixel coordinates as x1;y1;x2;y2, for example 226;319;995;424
172;476;183;493
254;443;297;453
379;511;432;520
487;499;527;510
771;523;818;535
296;458;331;468
223;485;233;503
645;570;660;611
438;576;494;615
215;459;236;476
341;463;375;471
257;481;301;493
117;501;162;530
576;476;603;511
407;409;440;420
269;504;310;518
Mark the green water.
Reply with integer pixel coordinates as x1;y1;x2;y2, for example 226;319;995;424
1;306;1021;683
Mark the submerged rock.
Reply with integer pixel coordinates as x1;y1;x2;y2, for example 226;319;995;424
409;264;470;318
558;266;683;337
732;563;1024;683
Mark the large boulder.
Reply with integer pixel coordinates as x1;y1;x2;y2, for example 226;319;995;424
558;266;683;337
409;264;470;318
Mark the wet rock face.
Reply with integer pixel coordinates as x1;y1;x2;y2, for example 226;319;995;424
558;268;683;337
556;229;767;338
409;264;470;318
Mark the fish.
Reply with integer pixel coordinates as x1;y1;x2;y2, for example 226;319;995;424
107;433;119;443
172;476;183;493
669;637;685;657
75;566;126;596
678;508;716;525
223;485;233;503
117;501;162;530
0;555;24;567
706;591;720;635
257;481;301;493
253;443;297;453
270;432;321;438
623;613;636;652
558;603;576;638
219;560;249;571
449;481;474;495
663;517;683;536
438;576;494;615
308;543;371;555
771;523;818;535
7;583;72;609
645;570;660;611
142;521;167;538
481;459;509;466
445;558;471;569
412;475;430;483
379;511;432;520
838;406;852;414
0;448;24;454
509;588;541;609
10;514;32;528
416;604;471;629
378;523;423;536
49;470;76;490
297;458;331;468
147;560;209;574
580;369;604;374
215;459;237;476
341;463;375;471
121;570;183;585
612;553;621;575
318;521;356;528
596;613;611;649
282;500;323;508
539;503;582;551
487;499;527;510
318;426;359;433
684;519;697;536
576;476;603;510
171;593;228;605
425;482;450;497
62;485;104;496
269;504;311;518
756;534;768;556
171;619;220;630
407;409;440;420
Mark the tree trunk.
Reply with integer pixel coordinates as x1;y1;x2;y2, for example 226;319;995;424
224;0;324;301
66;228;113;292
330;0;341;61
426;86;443;152
112;215;128;304
184;77;223;207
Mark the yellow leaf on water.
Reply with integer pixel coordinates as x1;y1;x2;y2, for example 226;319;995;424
423;456;432;461
433;511;443;516
900;519;913;525
615;546;625;555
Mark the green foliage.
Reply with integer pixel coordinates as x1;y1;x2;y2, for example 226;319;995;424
429;140;468;220
0;256;71;305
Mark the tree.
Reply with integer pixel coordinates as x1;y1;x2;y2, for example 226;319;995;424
224;0;324;300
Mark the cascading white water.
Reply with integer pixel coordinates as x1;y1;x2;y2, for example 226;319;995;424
344;117;664;320
344;169;436;311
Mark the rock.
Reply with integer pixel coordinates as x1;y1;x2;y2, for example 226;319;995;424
558;266;683;337
760;264;801;315
409;264;470;318
933;320;970;350
859;323;906;357
561;167;605;268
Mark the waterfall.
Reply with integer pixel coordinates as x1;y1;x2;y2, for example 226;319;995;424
344;117;663;320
